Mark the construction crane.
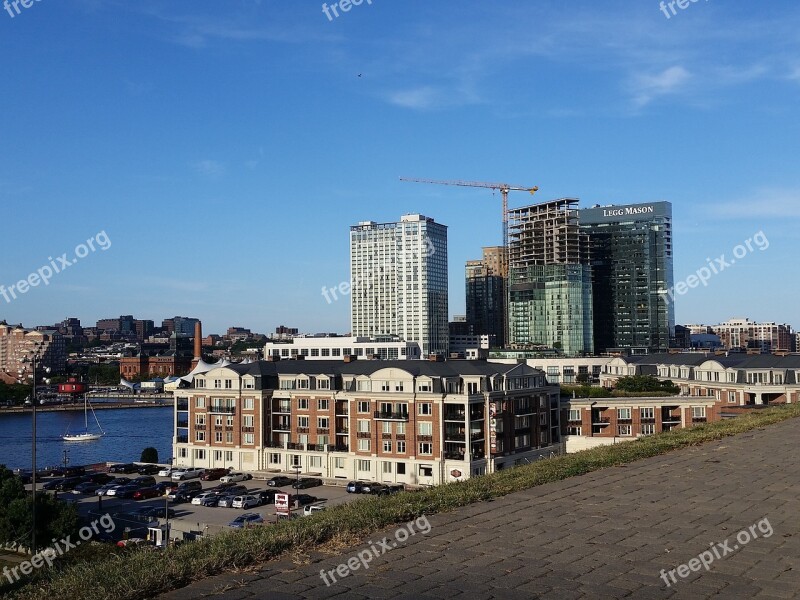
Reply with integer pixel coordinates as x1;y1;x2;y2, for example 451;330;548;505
398;178;539;251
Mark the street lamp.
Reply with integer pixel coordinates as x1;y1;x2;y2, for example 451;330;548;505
20;346;50;554
292;464;301;507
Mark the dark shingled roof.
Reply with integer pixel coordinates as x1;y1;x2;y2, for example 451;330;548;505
218;360;543;378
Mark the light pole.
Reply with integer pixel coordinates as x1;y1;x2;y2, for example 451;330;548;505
21;346;50;554
292;465;301;508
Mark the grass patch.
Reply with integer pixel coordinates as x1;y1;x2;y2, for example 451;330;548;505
9;403;800;600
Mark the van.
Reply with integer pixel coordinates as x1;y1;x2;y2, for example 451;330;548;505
167;480;202;501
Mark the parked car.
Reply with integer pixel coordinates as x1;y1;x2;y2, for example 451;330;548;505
112;484;143;499
267;476;294;487
85;473;113;485
144;506;176;519
171;468;203;481
96;478;131;496
108;463;138;474
361;482;383;495
377;484;405;496
257;489;283;505
303;504;326;517
56;477;83;492
63;466;86;477
167;480;202;501
43;478;65;491
290;494;319;507
200;468;228;481
346;481;366;494
133;475;157;487
157;467;175;477
136;464;161;475
292;477;322;490
132;486;161;500
191;492;221;507
72;481;102;495
216;494;237;508
228;513;263;528
232;495;260;509
155;481;177;495
219;472;251;484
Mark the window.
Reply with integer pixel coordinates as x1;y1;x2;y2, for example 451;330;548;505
334;457;346;469
215;432;223;443
225;451;233;461
396;462;406;475
311;348;319;357
269;453;281;464
226;415;234;427
567;426;581;435
641;424;656;436
297;378;309;389
617;425;632;436
194;449;205;460
195;431;205;442
298;416;309;428
309;456;322;468
214;380;222;389
178;448;188;459
640;407;655;420
418;442;432;455
728;392;737;404
357;419;370;433
418;403;432;416
358;439;371;452
692;406;707;418
357;460;371;472
226;432;233;443
195;379;205;388
418;422;433;436
195;397;206;409
395;382;404;392
617;408;631;420
568;409;581;422
382;421;392;434
318;399;329;411
396;441;406;453
396;422;406;435
298;398;309;410
225;380;233;389
418;465;433;477
243;434;254;445
243;398;254;410
321;348;330;357
383;440;392;453
358;401;370;413
357;380;371;392
382;461;392;474
291;455;301;467
317;417;330;429
243;378;254;390
380;381;390;392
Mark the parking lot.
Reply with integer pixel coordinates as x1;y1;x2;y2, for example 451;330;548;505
38;472;363;536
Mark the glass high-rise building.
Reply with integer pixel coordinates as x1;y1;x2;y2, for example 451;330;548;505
466;247;506;348
350;214;449;356
507;200;594;355
580;202;674;352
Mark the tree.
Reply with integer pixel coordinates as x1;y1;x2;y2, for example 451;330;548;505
615;375;679;394
140;447;159;463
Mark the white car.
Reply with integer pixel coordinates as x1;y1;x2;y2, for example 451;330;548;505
191;492;219;506
158;467;174;477
171;468;203;481
220;472;251;483
303;504;326;517
231;494;260;509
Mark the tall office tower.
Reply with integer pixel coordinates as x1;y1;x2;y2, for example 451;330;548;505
350;214;449;356
507;199;593;355
466;247;506;348
580;202;674;352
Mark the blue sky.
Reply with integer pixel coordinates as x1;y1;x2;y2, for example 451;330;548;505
1;0;798;335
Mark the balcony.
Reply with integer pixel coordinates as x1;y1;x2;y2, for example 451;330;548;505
381;433;393;440
307;443;325;451
274;422;291;432
194;423;207;430
691;417;707;423
514;405;535;416
317;427;330;435
210;406;236;415
176;435;188;444
336;429;349;435
177;420;188;429
241;426;255;433
443;451;464;460
469;411;485;421
443;411;466;422
332;445;349;453
418;435;433;442
470;431;485;441
356;432;371;439
396;433;406;441
265;441;285;449
286;442;304;450
273;402;292;414
177;401;188;411
444;432;466;442
335;404;349;416
214;425;224;431
297;427;310;434
592;417;611;425
373;411;409;421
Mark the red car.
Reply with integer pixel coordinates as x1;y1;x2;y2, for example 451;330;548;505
133;486;161;500
200;468;228;481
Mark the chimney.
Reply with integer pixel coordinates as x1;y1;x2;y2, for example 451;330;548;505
194;321;202;359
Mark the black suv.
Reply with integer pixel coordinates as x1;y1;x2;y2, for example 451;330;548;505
109;463;138;474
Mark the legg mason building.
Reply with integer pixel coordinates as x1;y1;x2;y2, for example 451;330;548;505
579;201;675;353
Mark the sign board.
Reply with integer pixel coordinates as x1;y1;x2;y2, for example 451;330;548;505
275;493;290;515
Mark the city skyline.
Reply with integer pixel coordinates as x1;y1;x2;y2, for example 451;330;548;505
1;1;798;334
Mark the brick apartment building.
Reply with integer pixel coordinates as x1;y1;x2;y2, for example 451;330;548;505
0;322;65;384
173;359;561;485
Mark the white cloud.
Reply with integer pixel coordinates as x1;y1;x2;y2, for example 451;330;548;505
190;160;225;177
630;66;691;108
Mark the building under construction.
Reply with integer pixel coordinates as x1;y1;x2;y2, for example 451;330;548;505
507;199;594;355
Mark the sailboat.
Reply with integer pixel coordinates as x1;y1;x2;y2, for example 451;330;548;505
63;395;105;442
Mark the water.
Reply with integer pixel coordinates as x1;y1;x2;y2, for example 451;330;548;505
0;406;173;471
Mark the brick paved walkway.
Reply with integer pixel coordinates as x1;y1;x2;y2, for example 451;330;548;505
161;420;800;599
